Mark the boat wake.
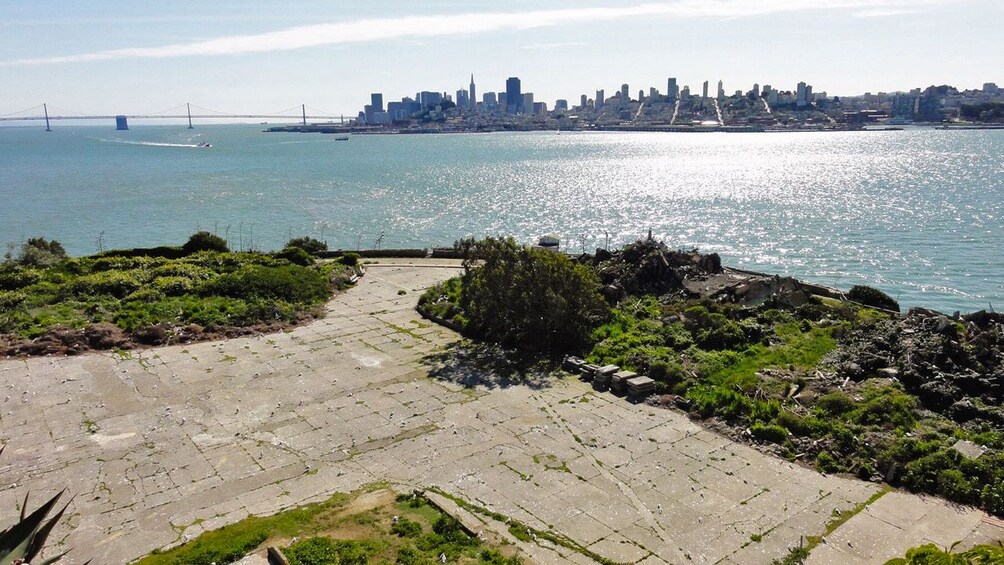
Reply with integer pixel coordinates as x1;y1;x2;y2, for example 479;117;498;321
94;137;207;148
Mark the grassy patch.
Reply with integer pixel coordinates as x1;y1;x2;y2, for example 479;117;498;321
136;485;522;565
0;248;348;347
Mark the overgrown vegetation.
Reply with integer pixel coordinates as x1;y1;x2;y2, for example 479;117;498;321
884;541;1004;564
418;238;1004;519
135;486;521;565
0;233;351;354
418;237;609;353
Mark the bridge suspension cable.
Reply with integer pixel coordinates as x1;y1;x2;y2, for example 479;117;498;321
0;104;45;118
303;104;341;117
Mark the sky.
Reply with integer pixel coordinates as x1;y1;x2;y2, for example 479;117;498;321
1;0;1002;118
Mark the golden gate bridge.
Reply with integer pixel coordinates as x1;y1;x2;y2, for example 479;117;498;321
0;103;349;130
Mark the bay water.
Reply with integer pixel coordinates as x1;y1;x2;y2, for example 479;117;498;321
1;124;1001;313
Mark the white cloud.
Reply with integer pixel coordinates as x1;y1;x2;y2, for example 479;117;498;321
853;8;924;17
0;0;958;67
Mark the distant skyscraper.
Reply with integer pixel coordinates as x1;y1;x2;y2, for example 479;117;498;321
483;92;497;109
620;83;630;100
650;87;659;99
681;85;690;99
797;81;808;107
638;89;645;101
595;90;605;111
469;74;477;111
717;80;725;100
580;94;588;109
522;92;534;115
702;81;709;101
371;93;384;113
506;77;522;114
752;83;760;97
667;77;679;102
456;89;469;109
555;99;568;111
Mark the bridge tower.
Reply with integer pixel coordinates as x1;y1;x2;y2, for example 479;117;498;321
302;104;307;126
187;103;194;129
43;103;51;132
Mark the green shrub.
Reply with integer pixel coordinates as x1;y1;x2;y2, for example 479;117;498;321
936;469;978;505
151;262;214;280
0;266;43;291
688;385;753;420
981;481;1004;516
11;237;68;267
392;518;423;538
285;536;339;565
816;391;856;416
340;252;361;267
286;237;328;255
751;422;788;444
151;526;267;565
152;276;195;296
68;270;143;298
204;265;330;304
276;246;314;267
182;231;229;254
847;285;899;312
816;451;840;474
0;290;27;309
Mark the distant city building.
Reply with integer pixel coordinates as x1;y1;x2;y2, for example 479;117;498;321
667;77;678;102
796;82;808;107
595;89;605;111
532;102;546;115
752;83;760;97
639;89;645;101
620;83;630;100
580;94;588;109
506;77;522;114
455;89;469;110
371;93;384;113
717;80;725;100
649;87;659;99
681;85;691;99
420;91;443;107
522;92;534;115
469;74;477;111
984;82;999;95
483;92;497;109
555;99;568;111
702;81;709;101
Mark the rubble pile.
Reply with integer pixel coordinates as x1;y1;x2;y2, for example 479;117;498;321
587;239;723;301
832;307;1004;425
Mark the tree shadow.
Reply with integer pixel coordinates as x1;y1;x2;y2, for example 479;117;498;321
420;340;563;390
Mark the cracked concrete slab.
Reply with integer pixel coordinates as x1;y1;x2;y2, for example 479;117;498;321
1;258;1001;564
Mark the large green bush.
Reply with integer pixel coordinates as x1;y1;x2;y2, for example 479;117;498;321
182;231;229;254
204;265;330;304
286;237;328;255
458;237;610;353
848;285;900;312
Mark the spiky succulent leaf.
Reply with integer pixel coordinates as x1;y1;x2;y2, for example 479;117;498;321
26;499;73;561
0;489;64;565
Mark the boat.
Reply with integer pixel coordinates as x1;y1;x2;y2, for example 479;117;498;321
197;142;212;148
334;136;349;141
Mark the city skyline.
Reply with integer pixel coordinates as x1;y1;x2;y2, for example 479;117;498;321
1;1;1002;116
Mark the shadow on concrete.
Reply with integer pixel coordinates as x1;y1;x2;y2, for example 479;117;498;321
420;340;562;390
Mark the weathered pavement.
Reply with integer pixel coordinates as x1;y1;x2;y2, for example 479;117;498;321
1;259;1000;564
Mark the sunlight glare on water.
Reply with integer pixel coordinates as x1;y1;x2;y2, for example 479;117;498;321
0;125;1001;313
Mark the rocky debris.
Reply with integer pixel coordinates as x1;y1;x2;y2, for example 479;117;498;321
84;322;129;349
715;275;812;308
587;239;722;301
829;307;1004;426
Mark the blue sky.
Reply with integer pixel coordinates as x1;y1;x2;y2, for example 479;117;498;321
2;1;1001;117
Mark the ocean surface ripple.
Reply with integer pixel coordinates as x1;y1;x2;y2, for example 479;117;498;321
1;125;1001;313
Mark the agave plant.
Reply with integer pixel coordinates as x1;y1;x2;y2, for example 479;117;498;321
0;445;88;565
